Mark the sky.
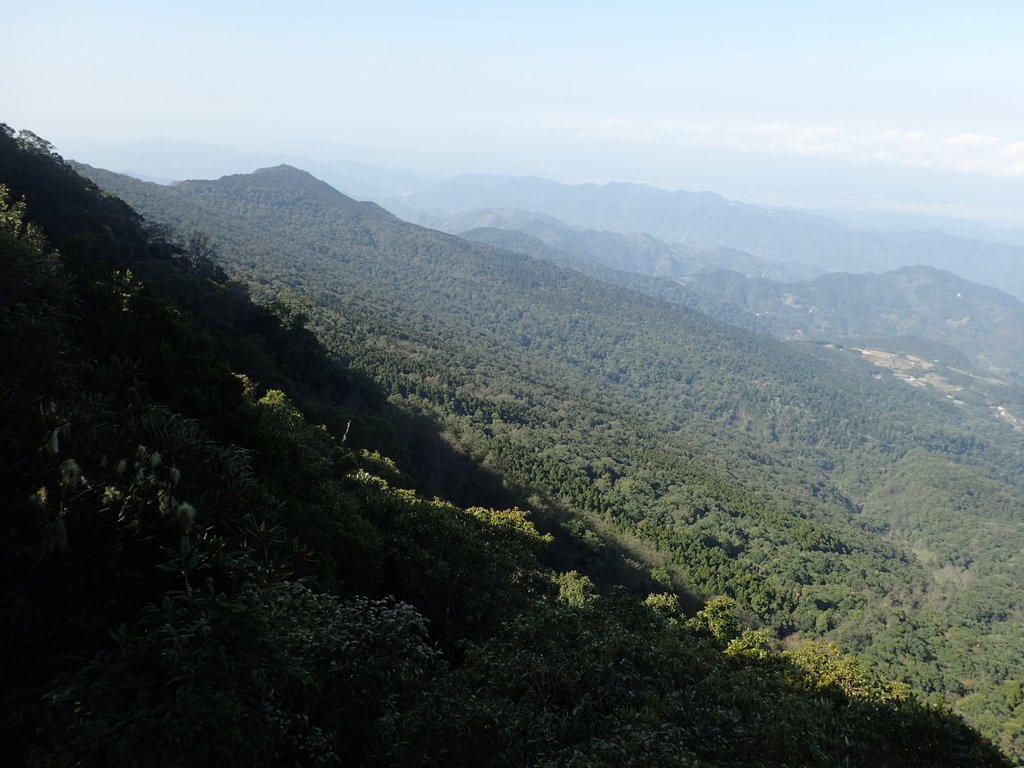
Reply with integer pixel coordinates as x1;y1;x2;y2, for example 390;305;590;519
5;1;1024;226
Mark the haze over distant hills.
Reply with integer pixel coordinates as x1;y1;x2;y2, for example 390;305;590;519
58;136;1024;261
62;137;441;201
438;208;818;282
56;134;1024;233
390;174;1024;301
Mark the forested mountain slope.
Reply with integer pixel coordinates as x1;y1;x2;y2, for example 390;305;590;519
458;218;1024;420
77;159;1024;758
458;225;767;333
393;174;1024;299
404;196;1024;389
16;128;1024;768
680;265;1024;379
6;127;1014;766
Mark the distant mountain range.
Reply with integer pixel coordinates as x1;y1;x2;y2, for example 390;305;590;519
389;174;1024;300
419;207;819;282
439;202;1024;384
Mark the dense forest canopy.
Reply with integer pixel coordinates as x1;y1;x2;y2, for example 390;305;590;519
452;213;1024;383
2;124;1020;765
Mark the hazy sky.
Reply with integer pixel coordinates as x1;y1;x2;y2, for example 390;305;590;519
5;1;1023;220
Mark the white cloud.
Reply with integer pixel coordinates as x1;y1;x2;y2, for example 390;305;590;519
574;120;1024;178
940;133;1001;148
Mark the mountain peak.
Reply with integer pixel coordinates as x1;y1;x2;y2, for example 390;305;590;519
225;163;347;196
252;163;321;181
188;164;396;220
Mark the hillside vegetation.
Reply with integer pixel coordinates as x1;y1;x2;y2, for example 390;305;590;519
5;124;1020;767
461;221;1024;431
71;154;1024;760
682;265;1024;378
448;206;1024;384
5;127;1013;766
